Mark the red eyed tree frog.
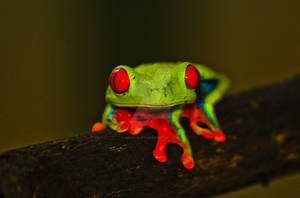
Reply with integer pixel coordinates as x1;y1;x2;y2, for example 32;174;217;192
92;62;230;169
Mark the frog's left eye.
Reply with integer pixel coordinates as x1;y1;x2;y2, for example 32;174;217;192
110;68;130;93
185;64;200;89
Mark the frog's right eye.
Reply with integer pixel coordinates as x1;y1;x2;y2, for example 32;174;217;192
110;68;130;93
185;64;200;89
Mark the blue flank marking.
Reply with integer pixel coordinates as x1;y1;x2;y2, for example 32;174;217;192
108;106;115;119
197;79;220;129
197;100;204;108
200;79;218;92
197;79;218;108
168;113;173;123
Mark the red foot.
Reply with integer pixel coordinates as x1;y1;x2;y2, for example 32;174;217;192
113;109;133;131
112;108;194;168
153;148;167;162
183;103;227;143
92;122;105;132
201;130;214;139
128;121;144;135
213;130;226;142
181;153;194;169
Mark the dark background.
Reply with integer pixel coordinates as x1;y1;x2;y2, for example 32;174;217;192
1;0;299;197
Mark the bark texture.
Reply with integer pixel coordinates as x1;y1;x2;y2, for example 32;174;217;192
0;75;300;198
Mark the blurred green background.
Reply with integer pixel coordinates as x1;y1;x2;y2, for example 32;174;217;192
1;0;299;197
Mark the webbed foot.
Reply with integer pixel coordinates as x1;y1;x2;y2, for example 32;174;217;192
182;103;226;142
148;118;194;169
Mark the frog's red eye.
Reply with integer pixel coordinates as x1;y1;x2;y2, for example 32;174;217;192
185;64;200;89
110;68;130;93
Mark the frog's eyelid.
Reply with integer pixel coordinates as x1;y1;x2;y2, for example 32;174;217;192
110;68;130;93
112;72;117;88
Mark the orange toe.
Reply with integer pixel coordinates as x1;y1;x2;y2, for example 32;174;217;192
181;154;194;169
92;122;105;132
213;130;226;142
153;149;167;163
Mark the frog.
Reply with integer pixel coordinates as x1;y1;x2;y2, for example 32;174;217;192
92;62;230;169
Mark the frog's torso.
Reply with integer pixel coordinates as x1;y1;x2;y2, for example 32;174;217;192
92;62;230;169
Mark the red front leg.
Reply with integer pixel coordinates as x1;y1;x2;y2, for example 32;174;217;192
94;108;195;169
147;118;194;169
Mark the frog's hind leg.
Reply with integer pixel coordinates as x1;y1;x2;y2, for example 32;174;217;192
182;102;226;142
201;103;226;142
182;103;226;142
182;77;227;142
182;103;214;139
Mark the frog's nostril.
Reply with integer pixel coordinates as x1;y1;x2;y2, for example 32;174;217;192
148;88;153;95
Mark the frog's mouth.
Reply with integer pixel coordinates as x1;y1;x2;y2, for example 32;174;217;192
111;105;174;117
111;100;194;109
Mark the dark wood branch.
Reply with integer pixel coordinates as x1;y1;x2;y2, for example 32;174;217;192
1;75;300;198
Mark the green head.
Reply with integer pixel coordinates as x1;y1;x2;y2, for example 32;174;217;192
105;62;201;108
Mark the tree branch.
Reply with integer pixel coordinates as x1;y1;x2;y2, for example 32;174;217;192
0;75;300;198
